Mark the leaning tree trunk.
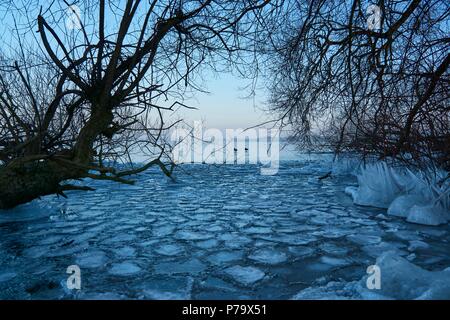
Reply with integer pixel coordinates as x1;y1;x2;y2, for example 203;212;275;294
0;159;86;209
0;106;113;210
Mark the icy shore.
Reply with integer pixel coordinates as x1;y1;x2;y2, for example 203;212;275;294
292;251;450;300
344;162;450;226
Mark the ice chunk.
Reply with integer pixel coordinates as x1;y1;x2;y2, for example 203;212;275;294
98;199;123;207
80;292;126;300
224;266;265;286
420;229;447;237
319;243;349;256
288;246;315;257
320;256;351;267
347;234;382;246
407;253;416;261
154;259;206;275
387;195;426;218
201;277;238;292
153;225;175;237
174;230;213;240
292;281;357;300
408;240;430;252
406;204;449;226
346;163;407;209
207;251;244;265
109;262;141;276
387;194;449;226
293;252;450;300
394;230;421;241
154;244;185;256
115;246;137;258
344;187;358;202
142;277;193;300
248;249;287;265
256;234;318;245
219;233;252;248
364;251;450;299
194;239;219;249
347;162;450;226
222;205;252;211
243;226;272;234
306;262;335;272
76;250;108;268
361;241;407;258
0;271;17;283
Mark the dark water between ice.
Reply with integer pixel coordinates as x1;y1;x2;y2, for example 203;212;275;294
0;158;449;299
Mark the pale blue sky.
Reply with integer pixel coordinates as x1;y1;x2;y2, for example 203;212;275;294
180;72;270;130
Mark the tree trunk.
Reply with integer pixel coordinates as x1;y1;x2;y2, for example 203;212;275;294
0;106;112;210
0;159;86;209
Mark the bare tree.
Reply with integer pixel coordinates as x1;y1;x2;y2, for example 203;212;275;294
0;0;280;209
267;0;449;170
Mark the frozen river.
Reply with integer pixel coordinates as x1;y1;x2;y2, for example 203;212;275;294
0;158;449;299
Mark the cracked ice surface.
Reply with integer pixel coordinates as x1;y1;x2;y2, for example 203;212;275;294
0;159;449;299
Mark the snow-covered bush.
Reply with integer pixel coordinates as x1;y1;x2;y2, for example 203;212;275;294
346;161;450;226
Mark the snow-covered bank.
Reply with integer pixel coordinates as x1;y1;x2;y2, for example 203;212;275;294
345;162;450;226
292;251;450;300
